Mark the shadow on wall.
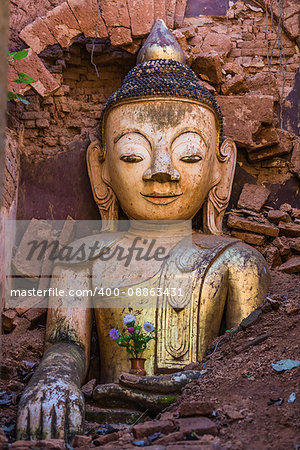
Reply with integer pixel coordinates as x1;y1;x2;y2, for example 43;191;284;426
186;0;239;16
17;136;100;221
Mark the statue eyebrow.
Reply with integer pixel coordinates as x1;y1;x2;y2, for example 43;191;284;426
171;129;208;150
114;130;151;146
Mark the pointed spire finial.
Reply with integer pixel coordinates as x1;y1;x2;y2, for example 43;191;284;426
137;19;186;65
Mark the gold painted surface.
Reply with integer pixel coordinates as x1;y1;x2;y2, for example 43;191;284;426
137;19;186;64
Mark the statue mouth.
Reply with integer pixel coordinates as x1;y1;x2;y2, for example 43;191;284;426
140;192;183;205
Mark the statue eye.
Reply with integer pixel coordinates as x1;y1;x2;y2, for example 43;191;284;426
120;155;143;163
180;155;202;163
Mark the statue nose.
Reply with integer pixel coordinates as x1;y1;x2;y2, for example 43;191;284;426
142;149;180;182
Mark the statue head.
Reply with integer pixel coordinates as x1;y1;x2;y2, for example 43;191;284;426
87;20;236;234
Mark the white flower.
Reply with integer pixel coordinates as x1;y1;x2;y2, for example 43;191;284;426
143;322;154;333
123;314;136;325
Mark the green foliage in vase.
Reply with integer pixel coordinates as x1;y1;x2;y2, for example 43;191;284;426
109;314;156;358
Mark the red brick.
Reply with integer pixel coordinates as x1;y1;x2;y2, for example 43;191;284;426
279;256;300;274
100;0;130;28
2;309;17;332
175;416;218;436
20;18;57;54
231;230;265;246
268;210;291;224
279;222;300;237
11;48;60;97
110;27;132;47
228;214;279;237
127;0;155;36
237;183;270;212
67;0;108;39
201;32;232;58
166;0;176;28
133;420;175;439
179;400;214;417
174;0;188;27
44;2;82;49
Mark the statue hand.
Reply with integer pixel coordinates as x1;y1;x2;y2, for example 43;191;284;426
17;343;86;442
17;375;84;442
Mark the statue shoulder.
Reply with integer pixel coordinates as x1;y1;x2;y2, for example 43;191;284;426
53;232;121;266
221;239;270;275
192;231;239;250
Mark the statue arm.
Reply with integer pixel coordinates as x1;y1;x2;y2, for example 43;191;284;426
225;242;270;329
17;263;92;442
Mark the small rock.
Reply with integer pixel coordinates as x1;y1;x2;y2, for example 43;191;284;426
268;210;291;224
175;416;218;436
179;400;214;417
278;256;300;273
288;237;300;252
81;378;96;399
227;214;279;237
2;309;17;332
12;317;31;334
237;183;270;212
34;440;66;449
280;203;293;214
240;308;262;330
265;246;282;268
222;405;244;420
11;442;33;448
72;435;92;448
285;303;300;315
279;222;300;238
231;230;265;246
133;420;175;439
93;432;119;446
272;236;290;256
291;208;300;219
191;52;223;85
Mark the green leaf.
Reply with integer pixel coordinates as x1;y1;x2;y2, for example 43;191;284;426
12;50;29;61
13;73;35;84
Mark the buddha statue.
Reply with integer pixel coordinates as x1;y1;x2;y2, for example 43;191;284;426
17;20;270;442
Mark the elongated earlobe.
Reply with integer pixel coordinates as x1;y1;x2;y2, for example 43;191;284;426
86;141;118;230
203;138;237;235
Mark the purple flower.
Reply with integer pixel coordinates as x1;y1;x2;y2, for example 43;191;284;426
143;322;154;333
123;314;136;325
127;327;135;334
109;328;119;340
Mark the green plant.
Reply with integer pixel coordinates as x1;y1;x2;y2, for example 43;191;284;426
109;314;156;358
8;50;35;105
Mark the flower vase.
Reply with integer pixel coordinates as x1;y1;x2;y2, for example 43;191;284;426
129;358;146;376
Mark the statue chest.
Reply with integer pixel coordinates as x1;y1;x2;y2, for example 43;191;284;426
92;234;236;373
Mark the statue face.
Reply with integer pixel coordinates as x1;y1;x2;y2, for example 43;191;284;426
103;100;219;220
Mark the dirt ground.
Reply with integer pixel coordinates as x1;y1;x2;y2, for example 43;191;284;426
0;270;299;449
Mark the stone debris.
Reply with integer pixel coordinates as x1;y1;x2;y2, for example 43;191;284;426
268;210;291;224
133;419;176;439
179;400;214;417
227;214;279;237
237;183;270;212
227;185;300;270
278;256;300;274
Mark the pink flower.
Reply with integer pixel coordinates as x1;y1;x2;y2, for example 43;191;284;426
127;327;135;334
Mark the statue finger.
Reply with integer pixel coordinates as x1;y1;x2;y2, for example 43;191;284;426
41;403;59;440
27;401;43;440
66;394;85;441
16;406;30;440
51;402;67;440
